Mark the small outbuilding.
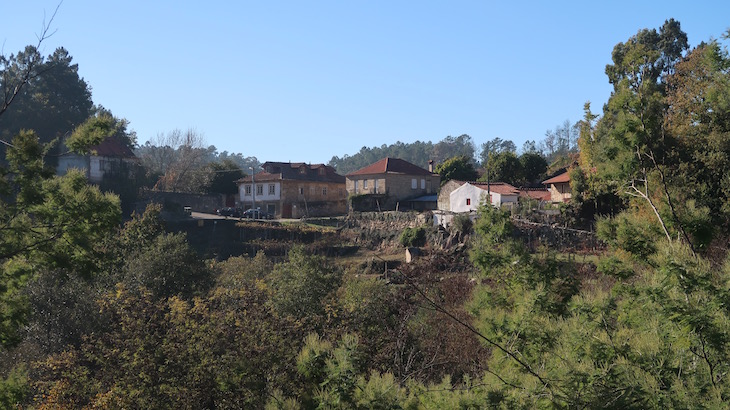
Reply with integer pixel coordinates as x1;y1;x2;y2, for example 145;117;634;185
449;181;519;213
542;171;572;203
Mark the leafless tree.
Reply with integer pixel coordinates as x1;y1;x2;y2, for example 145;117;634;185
140;128;215;192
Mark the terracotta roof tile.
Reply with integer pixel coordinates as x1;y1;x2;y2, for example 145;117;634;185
347;157;435;177
519;188;551;201
91;137;136;158
542;170;570;185
468;181;519;195
237;161;344;183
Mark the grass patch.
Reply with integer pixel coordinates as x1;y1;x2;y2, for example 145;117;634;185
278;220;339;231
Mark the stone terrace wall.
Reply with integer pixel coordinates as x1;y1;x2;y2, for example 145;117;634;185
512;218;605;253
345;211;430;231
342;211;432;250
137;191;225;214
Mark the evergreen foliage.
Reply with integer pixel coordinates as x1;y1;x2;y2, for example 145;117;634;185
399;226;427;248
0;130;120;347
3;18;730;410
434;155;478;184
0;47;93;149
267;247;342;321
328;134;475;175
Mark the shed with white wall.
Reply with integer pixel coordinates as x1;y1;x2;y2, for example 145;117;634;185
449;182;519;212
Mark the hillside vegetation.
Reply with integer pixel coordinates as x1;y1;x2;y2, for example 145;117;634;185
1;19;730;409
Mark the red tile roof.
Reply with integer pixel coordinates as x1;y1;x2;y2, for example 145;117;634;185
91;136;136;158
542;170;570;185
237;161;344;183
468;181;519;195
519;188;551;201
347;157;435;177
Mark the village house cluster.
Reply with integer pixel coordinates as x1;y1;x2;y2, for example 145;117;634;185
51;135;572;220
234;157;572;220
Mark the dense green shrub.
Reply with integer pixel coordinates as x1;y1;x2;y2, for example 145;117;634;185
451;214;473;236
400;226;427;247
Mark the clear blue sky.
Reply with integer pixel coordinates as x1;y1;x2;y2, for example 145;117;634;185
3;1;729;164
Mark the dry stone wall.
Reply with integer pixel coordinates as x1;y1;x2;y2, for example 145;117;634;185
343;211;432;250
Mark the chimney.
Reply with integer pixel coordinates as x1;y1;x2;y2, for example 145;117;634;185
428;160;434;173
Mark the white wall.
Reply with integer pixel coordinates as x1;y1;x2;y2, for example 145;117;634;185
89;157;104;183
449;183;519;212
239;182;281;203
492;192;519;207
449;184;489;213
57;155;89;178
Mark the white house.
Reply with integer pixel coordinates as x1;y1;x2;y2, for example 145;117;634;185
237;162;347;218
56;136;138;184
239;179;281;214
449;182;519;213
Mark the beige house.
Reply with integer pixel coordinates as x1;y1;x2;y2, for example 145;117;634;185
542;170;572;203
346;158;440;211
237;162;346;218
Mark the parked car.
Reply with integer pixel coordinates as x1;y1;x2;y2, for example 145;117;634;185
242;208;273;219
216;207;241;217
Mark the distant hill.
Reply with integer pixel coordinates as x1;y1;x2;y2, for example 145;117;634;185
328;134;475;175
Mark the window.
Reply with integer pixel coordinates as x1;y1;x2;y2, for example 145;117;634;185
421;179;425;189
374;179;379;193
245;185;252;195
322;187;327;196
319;168;326;176
411;179;417;189
268;184;275;195
299;166;307;174
256;184;263;195
363;179;368;189
299;186;304;195
466;198;471;206
354;180;359;193
310;186;315;195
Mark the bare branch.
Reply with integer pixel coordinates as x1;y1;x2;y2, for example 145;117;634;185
396;266;558;398
621;171;673;244
646;149;697;257
0;1;62;121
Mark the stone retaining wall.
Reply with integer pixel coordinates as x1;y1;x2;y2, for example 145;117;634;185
136;191;226;215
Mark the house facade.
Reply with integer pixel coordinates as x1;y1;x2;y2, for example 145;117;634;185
346;157;440;211
237;162;346;218
57;136;139;184
542;170;572;203
437;179;466;211
449;182;519;213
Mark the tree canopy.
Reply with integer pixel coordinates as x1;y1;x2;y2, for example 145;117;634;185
328;134;475;175
136;129;259;193
577;18;729;251
434;155;478;184
0;47;93;150
4;17;730;410
0;130;121;347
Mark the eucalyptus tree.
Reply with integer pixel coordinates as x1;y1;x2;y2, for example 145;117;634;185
578;19;697;249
